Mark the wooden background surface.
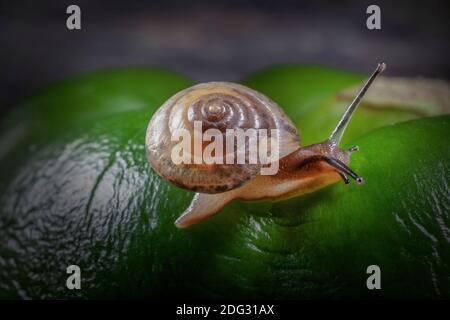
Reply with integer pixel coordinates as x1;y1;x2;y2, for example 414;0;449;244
0;0;448;113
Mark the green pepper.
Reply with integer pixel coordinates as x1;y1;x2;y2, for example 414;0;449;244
0;66;448;299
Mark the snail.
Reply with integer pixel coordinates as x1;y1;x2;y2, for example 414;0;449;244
146;63;386;228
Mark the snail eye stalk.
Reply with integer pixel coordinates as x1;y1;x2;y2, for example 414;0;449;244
329;62;386;146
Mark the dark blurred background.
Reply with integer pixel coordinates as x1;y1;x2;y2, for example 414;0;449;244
0;0;449;113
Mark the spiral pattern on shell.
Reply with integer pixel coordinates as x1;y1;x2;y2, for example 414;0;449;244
146;82;300;193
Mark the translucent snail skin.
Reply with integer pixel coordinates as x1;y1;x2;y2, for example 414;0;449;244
146;63;386;228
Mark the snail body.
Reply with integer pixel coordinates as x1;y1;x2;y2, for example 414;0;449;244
146;63;386;228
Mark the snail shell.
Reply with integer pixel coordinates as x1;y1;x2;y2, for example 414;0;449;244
145;82;300;193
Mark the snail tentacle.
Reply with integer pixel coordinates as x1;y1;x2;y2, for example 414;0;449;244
338;172;350;184
295;154;363;184
348;145;359;153
329;62;386;145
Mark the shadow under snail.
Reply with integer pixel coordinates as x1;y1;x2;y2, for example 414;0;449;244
146;63;386;228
